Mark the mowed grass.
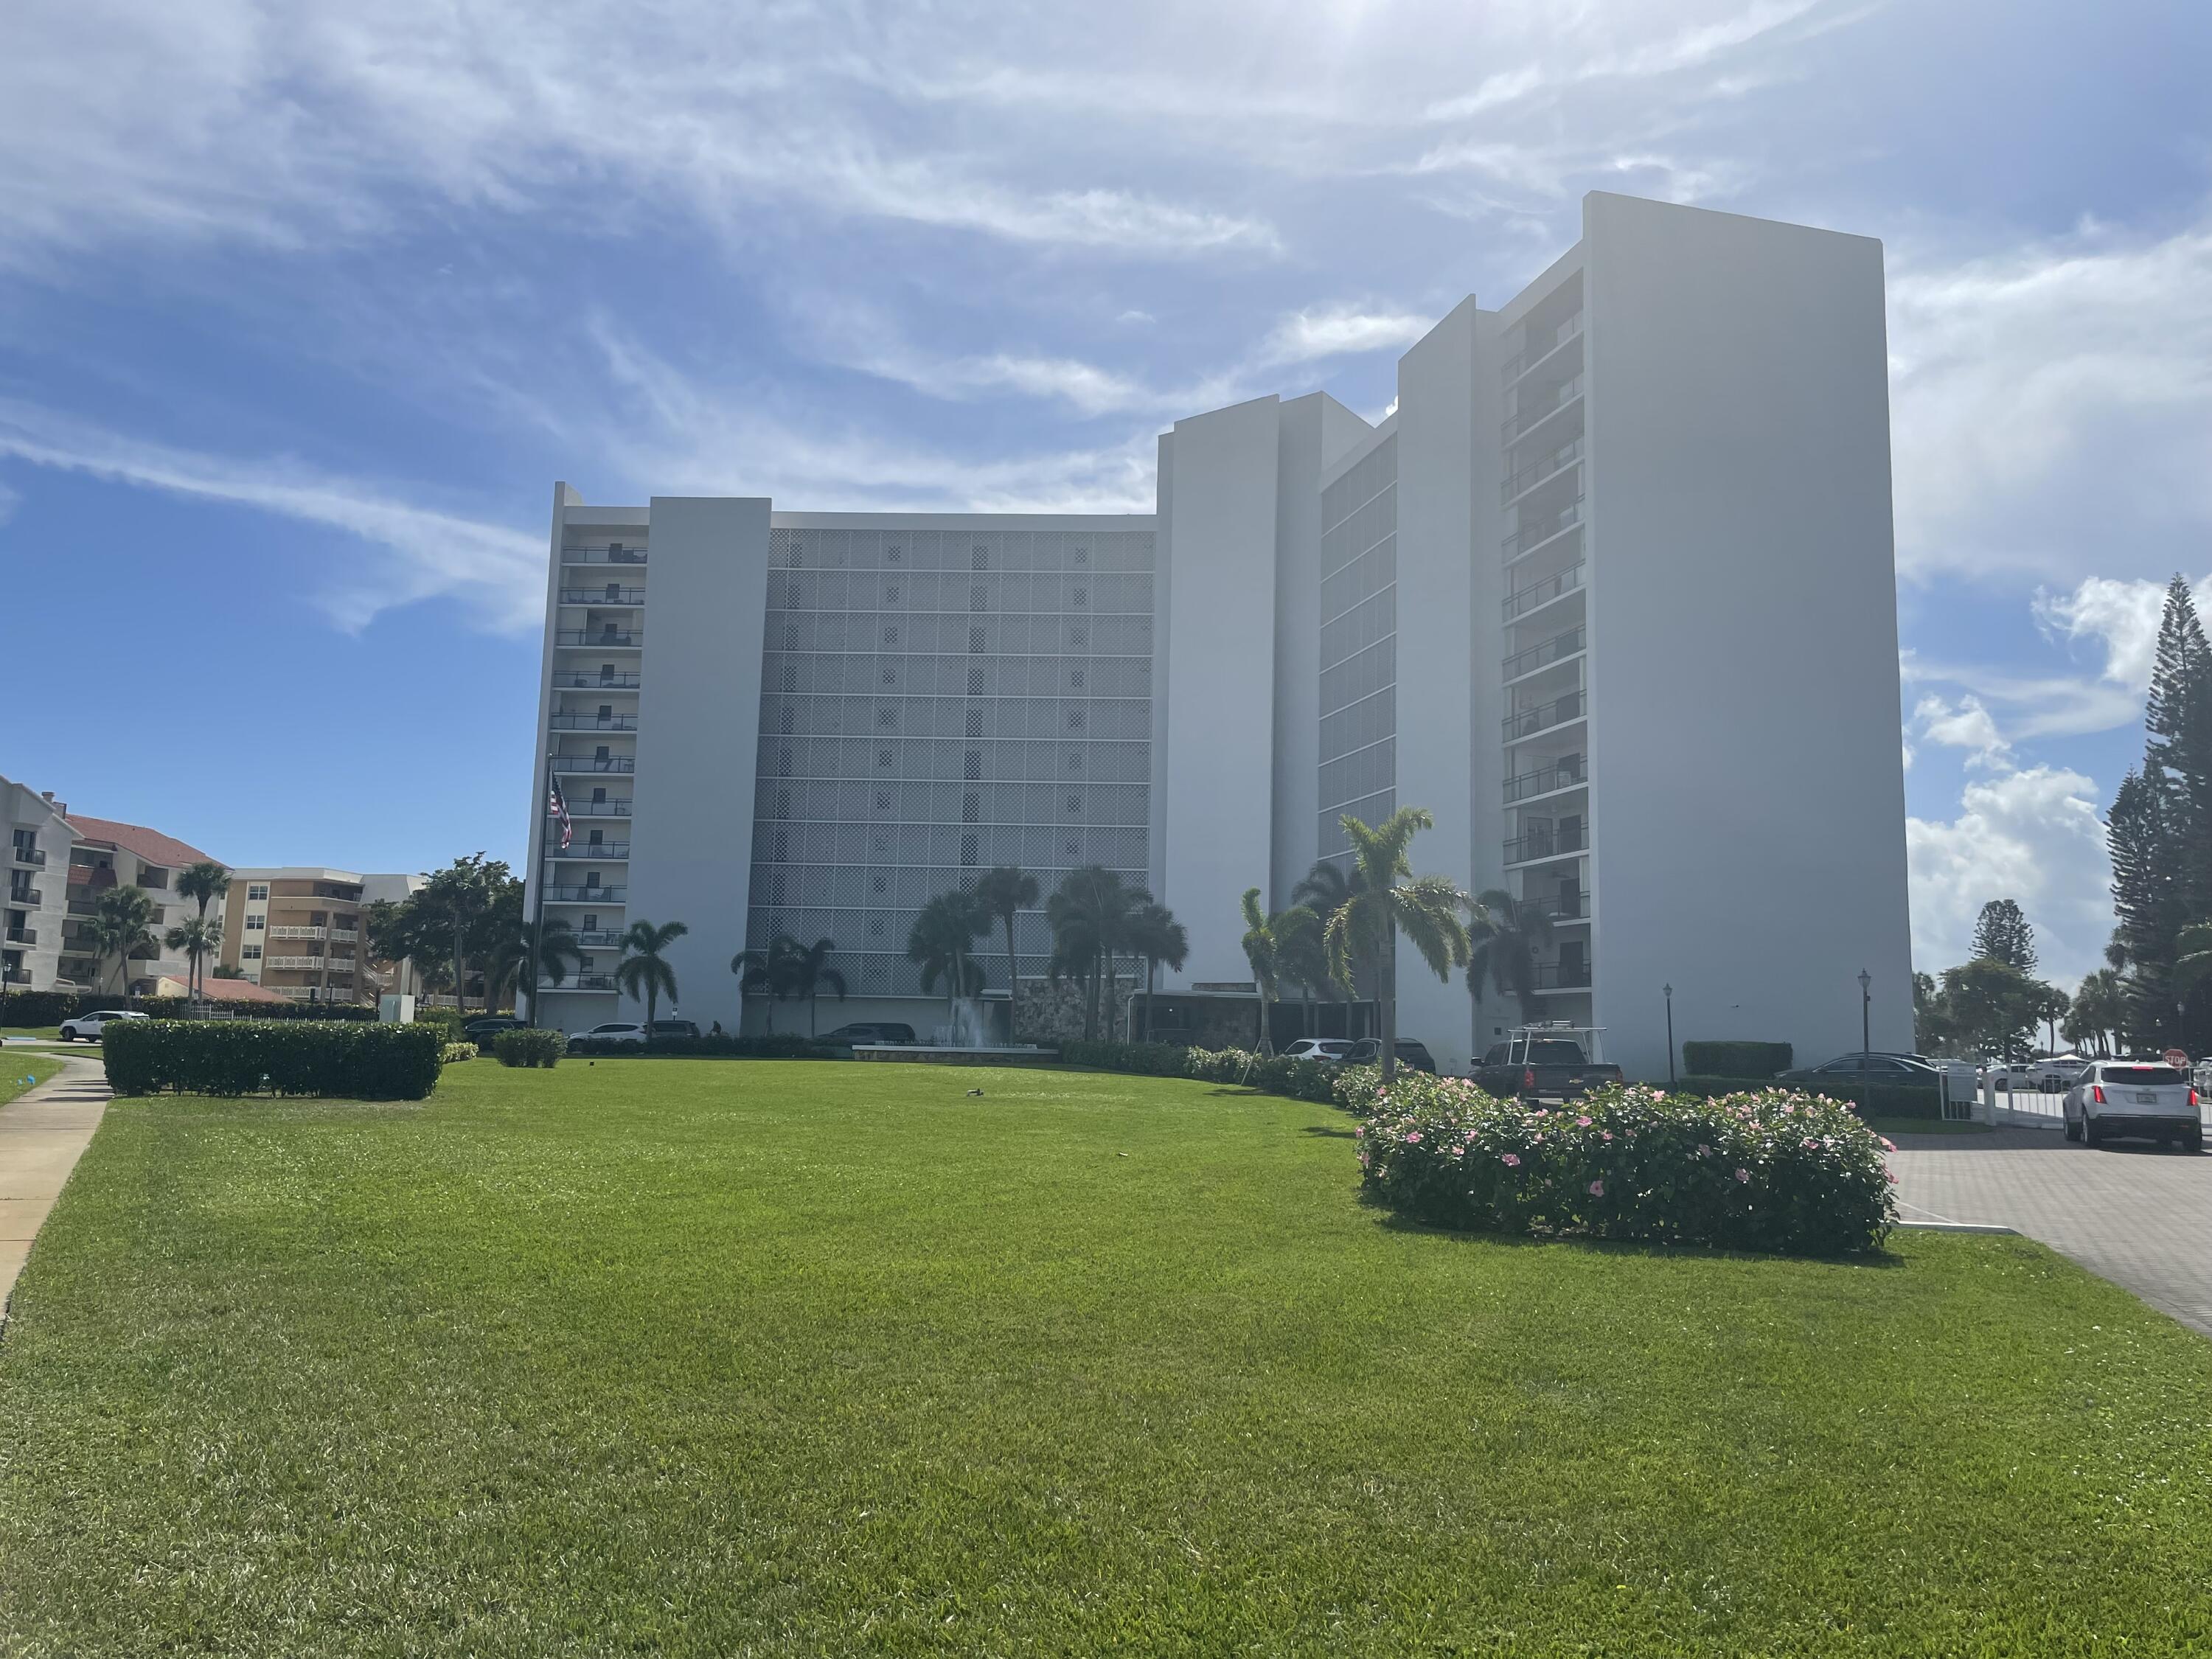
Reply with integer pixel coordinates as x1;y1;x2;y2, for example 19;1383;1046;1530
0;1053;65;1107
2;1062;2208;1656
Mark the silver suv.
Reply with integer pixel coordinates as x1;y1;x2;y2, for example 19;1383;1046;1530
2065;1062;2202;1152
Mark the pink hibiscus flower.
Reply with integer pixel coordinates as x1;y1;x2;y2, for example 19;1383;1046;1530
1734;1168;1750;1183
1587;1179;1605;1197
1501;1152;1521;1167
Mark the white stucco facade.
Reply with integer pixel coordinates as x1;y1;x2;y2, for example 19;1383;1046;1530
525;191;1913;1076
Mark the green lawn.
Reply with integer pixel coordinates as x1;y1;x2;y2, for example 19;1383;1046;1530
2;1061;2208;1655
0;1053;64;1107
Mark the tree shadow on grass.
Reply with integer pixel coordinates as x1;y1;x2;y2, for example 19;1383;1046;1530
1300;1125;1358;1139
1355;1189;1906;1268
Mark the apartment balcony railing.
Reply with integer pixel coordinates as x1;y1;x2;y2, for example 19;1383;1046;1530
1503;690;1584;742
559;586;646;605
1501;437;1585;506
263;955;331;970
268;926;326;941
546;885;627;902
1500;311;1584;383
568;930;627;948
1;969;29;986
551;841;630;859
545;974;618;992
563;546;647;565
1502;498;1585;560
1502;757;1586;803
555;800;633;818
548;714;639;731
552;671;642;689
15;888;52;909
1505;822;1587;864
1501;375;1585;442
1521;890;1590;922
555;629;641;647
1503;563;1585;621
12;845;46;867
1531;960;1592;990
5;926;36;945
549;756;636;774
1503;625;1584;683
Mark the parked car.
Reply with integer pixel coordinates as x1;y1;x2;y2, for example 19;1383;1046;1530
1473;1025;1622;1101
647;1019;700;1040
1283;1038;1357;1063
570;1021;647;1045
462;1015;524;1046
58;1009;148;1043
1776;1052;1941;1085
1346;1037;1439;1074
1986;1056;2089;1094
2064;1061;2202;1151
820;1023;917;1045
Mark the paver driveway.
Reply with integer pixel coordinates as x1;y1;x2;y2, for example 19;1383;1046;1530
1892;1127;2212;1336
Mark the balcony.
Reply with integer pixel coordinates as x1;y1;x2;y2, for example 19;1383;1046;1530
570;930;627;948
1505;821;1587;864
548;714;639;731
546;885;627;902
14;888;51;909
1501;374;1584;443
1521;889;1589;922
1503;690;1584;742
4;926;35;945
1502;498;1584;561
557;628;641;647
263;956;330;970
553;670;641;689
1500;310;1584;383
549;756;636;774
557;800;633;818
12;844;45;867
551;841;630;859
559;586;646;605
1531;959;1592;990
1503;563;1585;622
2;969;29;986
269;926;326;941
1503;625;1584;683
562;546;647;565
1502;757;1585;803
1501;437;1585;506
543;974;618;992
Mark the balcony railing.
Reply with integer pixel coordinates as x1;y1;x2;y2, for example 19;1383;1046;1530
268;926;326;941
1503;625;1584;682
1502;757;1586;803
559;586;646;605
548;714;638;731
1502;498;1584;560
551;841;630;859
556;800;633;818
1503;563;1585;621
549;756;636;774
1505;822;1587;864
12;845;46;866
543;974;618;992
552;671;641;689
263;955;330;970
1520;890;1589;922
1;969;29;985
1501;374;1585;442
562;546;647;565
1531;960;1592;990
15;888;50;908
556;629;641;647
1503;690;1584;741
4;926;36;945
1501;437;1585;505
569;930;627;948
1500;311;1584;383
546;885;627;902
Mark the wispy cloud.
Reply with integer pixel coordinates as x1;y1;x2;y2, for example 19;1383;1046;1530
1257;306;1435;366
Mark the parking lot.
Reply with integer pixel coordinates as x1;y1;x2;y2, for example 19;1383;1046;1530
1891;1125;2212;1336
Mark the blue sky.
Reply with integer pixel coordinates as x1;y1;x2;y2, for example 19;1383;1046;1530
3;0;2208;987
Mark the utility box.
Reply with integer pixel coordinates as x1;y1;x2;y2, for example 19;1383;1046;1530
379;994;417;1024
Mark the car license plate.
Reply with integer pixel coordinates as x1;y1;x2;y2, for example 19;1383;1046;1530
2137;1091;2160;1104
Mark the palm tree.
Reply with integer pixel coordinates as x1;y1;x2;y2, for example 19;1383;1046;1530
1047;866;1139;1040
162;916;223;1005
908;892;984;1026
90;886;159;1007
1239;888;1285;1055
1323;808;1471;1083
2065;967;2127;1058
616;919;687;1029
731;937;795;1032
422;855;498;1013
1464;888;1556;1022
1294;858;1359;1031
1127;900;1188;1042
174;860;230;1001
486;915;582;1012
1273;903;1333;1043
971;866;1038;1037
785;936;847;1036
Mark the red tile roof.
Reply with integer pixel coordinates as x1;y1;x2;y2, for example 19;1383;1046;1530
61;814;221;871
152;974;292;1004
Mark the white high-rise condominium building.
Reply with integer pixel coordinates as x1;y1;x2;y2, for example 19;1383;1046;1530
524;193;1913;1076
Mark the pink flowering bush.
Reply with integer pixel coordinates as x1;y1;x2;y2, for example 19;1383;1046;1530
1354;1077;1895;1255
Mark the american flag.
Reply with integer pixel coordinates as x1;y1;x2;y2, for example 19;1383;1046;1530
548;776;573;850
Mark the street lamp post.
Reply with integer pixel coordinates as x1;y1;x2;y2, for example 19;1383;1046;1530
1858;968;1872;1055
1663;983;1675;1085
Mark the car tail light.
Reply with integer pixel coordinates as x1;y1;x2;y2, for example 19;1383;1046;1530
2193;1088;2201;1107
2092;1084;2105;1104
1523;1068;1537;1091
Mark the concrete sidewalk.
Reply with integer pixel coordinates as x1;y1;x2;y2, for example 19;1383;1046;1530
0;1056;111;1320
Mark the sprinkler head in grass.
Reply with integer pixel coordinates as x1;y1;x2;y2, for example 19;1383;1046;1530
966;1088;984;1097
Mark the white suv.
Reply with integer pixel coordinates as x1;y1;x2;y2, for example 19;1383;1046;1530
2065;1061;2203;1152
58;1009;148;1042
570;1022;647;1045
1283;1038;1357;1063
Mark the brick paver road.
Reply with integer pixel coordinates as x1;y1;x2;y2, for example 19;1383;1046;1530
1892;1127;2212;1336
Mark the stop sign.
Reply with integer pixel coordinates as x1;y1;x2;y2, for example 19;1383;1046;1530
2163;1048;2189;1069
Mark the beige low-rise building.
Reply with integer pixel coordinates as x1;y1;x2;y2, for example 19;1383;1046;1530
217;869;426;1005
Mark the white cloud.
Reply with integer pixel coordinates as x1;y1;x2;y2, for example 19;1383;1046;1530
1907;765;2112;987
2031;574;2212;696
0;399;541;633
1259;306;1433;366
1913;693;2010;769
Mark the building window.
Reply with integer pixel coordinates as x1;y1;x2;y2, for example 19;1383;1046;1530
962;793;980;824
786;543;803;568
960;834;978;866
245;915;265;931
881;667;897;685
877;708;897;728
963;751;981;781
970;585;987;612
1074;547;1089;566
883;625;900;645
1066;795;1082;813
887;544;902;563
877;749;894;769
242;944;262;961
874;791;891;812
969;627;985;653
869;918;885;937
1069;627;1088;647
247;883;269;901
1074;587;1088;607
779;707;795;734
884;583;900;602
1071;669;1086;690
972;546;989;571
964;710;983;738
782;665;798;691
1067;752;1082;771
967;668;984;695
1068;709;1085;730
872;875;887;895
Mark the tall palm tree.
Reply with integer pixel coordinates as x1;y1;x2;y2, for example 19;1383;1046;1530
90;886;159;1008
616;919;687;1029
1464;888;1556;1023
174;860;230;1001
785;936;847;1036
731;936;796;1032
486;915;582;1012
1127;900;1188;1042
1239;888;1284;1055
1323;808;1471;1082
908;892;984;1026
1047;866;1138;1040
1293;858;1360;1031
162;916;223;1006
1273;903;1333;1044
971;866;1038;1037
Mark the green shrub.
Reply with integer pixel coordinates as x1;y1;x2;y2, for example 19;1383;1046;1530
1356;1076;1895;1256
1060;1038;1190;1076
412;1007;470;1041
442;1042;479;1063
0;990;378;1026
564;1033;842;1060
1681;1040;1792;1079
494;1028;566;1068
1672;1074;1943;1121
103;1020;443;1100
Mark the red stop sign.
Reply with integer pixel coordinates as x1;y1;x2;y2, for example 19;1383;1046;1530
2163;1048;2189;1069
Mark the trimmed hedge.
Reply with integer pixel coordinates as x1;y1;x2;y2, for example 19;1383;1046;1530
1057;1038;1341;1105
1357;1077;1896;1255
0;989;378;1026
1681;1040;1792;1079
494;1028;565;1068
442;1042;479;1063
103;1020;444;1100
564;1033;845;1060
1672;1074;1944;1121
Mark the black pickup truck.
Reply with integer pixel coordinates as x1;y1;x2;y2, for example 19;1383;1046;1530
1474;1026;1624;1102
